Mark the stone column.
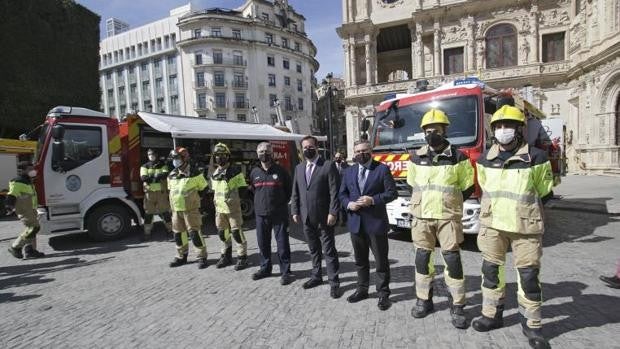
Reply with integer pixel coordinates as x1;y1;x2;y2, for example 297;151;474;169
349;37;357;87
465;16;476;72
364;34;372;86
343;42;351;87
529;4;539;64
433;22;441;76
416;23;425;77
409;23;417;79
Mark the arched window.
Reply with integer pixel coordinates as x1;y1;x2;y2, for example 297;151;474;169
485;24;517;68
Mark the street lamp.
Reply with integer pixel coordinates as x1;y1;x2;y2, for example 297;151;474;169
322;72;335;158
251;106;259;123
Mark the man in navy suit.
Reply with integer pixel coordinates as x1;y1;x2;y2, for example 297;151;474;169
339;140;398;310
291;136;342;298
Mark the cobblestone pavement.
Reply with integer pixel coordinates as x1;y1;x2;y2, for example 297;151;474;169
1;175;619;348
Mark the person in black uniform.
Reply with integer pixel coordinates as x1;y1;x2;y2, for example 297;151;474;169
250;142;293;285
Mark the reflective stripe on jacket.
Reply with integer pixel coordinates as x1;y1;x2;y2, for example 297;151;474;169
476;143;553;234
211;165;247;214
140;161;170;192
8;176;38;214
168;165;208;212
406;144;475;220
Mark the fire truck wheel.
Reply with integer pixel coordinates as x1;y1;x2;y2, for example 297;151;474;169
240;198;254;218
87;205;131;241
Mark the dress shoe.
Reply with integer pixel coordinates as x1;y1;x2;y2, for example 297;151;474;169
411;299;434;318
450;304;467;329
521;319;551;349
302;278;323;289
346;290;369;303
252;269;272;281
330;285;342;299
280;273;293;285
600;275;620;289
169;254;188;268
377;295;392;311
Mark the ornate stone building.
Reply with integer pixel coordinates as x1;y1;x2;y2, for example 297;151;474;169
337;0;620;173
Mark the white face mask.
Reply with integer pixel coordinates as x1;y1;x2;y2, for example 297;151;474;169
28;170;37;177
495;128;516;145
172;159;183;168
148;155;156;162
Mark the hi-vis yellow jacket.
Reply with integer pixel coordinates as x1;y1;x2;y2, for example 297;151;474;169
476;143;554;234
407;144;475;220
168;164;208;212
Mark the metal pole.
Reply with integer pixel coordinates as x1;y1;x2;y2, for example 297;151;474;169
327;86;334;158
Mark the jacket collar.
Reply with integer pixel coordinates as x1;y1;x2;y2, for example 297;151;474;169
486;143;531;164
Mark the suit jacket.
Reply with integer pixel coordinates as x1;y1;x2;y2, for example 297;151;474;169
335;161;349;176
291;157;341;225
338;160;398;235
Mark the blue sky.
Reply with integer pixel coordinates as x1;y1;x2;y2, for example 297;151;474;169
76;0;344;79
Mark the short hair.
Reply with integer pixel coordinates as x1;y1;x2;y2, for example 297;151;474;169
354;140;371;147
300;135;318;146
256;141;272;153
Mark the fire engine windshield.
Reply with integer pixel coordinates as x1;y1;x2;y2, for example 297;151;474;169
372;95;479;151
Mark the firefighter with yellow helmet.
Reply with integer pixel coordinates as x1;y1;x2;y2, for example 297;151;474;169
472;105;554;349
407;108;475;329
168;147;209;269
140;148;172;240
211;142;249;270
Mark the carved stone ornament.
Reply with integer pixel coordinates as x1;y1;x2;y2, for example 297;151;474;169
539;9;570;27
442;25;468;43
377;0;405;8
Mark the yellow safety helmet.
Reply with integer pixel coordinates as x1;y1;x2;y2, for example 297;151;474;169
420;108;450;129
491;105;525;126
213;142;231;154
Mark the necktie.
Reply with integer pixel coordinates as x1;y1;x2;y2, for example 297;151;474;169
306;163;314;186
358;166;367;191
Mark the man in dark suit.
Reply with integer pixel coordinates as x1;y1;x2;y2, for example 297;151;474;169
339;140;398;310
334;151;349;226
291;135;342;298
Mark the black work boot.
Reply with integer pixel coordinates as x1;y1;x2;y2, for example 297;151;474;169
216;247;233;268
234;255;248;271
7;246;23;259
169;254;188;268
450;304;467;329
23;245;45;259
411;298;434;318
521;317;551;349
472;305;504;332
197;257;208;269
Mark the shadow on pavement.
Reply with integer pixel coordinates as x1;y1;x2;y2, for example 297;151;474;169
0;256;114;303
47;232;148;257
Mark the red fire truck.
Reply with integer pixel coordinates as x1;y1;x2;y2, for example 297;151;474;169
29;106;303;241
364;77;562;233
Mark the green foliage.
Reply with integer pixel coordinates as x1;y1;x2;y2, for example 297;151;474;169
0;0;101;138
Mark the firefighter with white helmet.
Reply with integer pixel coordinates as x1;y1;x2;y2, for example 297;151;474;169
167;147;209;269
407;108;475;329
140;148;172;240
211;142;249;270
472;105;554;349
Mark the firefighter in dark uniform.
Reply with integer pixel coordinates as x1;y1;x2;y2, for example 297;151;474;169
249;142;293;285
140;148;172;240
168;147;209;269
7;161;45;259
472;105;554;349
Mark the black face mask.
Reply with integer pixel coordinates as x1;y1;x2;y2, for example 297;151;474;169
258;153;272;163
355;153;371;164
335;159;342;163
215;156;228;166
425;132;445;148
303;148;317;159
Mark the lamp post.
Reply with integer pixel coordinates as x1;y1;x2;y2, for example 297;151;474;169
322;73;335;158
251;106;259;123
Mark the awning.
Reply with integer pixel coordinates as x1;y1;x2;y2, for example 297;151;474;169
138;112;325;141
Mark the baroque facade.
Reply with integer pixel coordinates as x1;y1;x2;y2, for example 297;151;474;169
99;0;318;134
337;0;620;174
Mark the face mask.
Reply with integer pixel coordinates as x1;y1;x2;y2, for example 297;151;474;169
148;155;156;162
172;159;183;168
215;156;228;166
303;148;317;159
425;132;444;148
335;159;342;163
495;128;516;145
28;170;37;177
355;152;371;164
258;153;272;163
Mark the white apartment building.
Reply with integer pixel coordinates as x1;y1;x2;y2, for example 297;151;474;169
337;0;620;173
99;0;319;134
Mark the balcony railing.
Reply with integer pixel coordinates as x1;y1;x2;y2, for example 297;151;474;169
213;80;228;88
233;101;249;109
232;80;248;89
214;101;228;109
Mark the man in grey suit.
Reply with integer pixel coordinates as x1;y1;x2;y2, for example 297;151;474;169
291;136;342;298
